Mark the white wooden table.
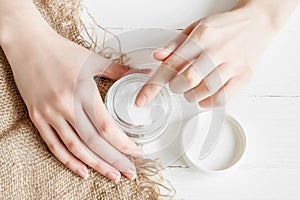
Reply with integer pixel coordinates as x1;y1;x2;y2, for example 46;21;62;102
84;0;300;199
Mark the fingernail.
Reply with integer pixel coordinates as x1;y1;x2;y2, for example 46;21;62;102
140;68;152;73
135;145;143;154
129;173;137;181
151;49;160;58
184;92;197;103
123;145;143;157
152;48;170;58
106;171;121;183
128;169;137;181
77;169;89;179
135;94;147;107
130;146;143;157
123;171;137;181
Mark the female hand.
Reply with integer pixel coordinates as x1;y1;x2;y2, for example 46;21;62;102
135;0;299;108
0;3;140;183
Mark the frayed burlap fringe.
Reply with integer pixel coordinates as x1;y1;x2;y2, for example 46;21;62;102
0;0;175;199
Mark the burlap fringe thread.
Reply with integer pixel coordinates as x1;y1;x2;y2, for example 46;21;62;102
0;0;175;199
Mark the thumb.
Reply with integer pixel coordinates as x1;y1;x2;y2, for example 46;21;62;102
84;52;130;80
152;19;201;61
102;61;130;80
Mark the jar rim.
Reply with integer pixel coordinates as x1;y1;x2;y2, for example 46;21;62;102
105;73;172;141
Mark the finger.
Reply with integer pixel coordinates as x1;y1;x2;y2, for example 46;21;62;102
71;105;137;180
199;71;252;108
135;37;204;107
169;52;216;94
82;52;130;80
123;68;153;76
35;120;89;179
153;19;201;61
50;117;122;183
81;81;141;156
184;63;234;103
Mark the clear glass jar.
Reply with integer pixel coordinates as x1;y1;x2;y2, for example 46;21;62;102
105;73;172;144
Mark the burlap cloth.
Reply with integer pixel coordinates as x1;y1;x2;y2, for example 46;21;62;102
0;0;174;199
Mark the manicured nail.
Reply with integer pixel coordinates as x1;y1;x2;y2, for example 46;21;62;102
140;68;152;74
152;48;170;58
123;171;137;181
129;173;137;181
77;169;89;179
123;145;143;157
106;171;121;183
184;92;197;103
129;148;143;157
151;49;160;57
134;146;143;154
128;169;137;181
135;94;147;107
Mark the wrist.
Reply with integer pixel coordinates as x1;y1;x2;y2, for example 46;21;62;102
235;0;299;32
0;1;56;49
0;1;62;72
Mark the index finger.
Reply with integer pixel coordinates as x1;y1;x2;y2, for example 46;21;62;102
135;37;203;107
153;19;201;61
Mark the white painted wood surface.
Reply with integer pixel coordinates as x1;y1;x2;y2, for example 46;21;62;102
83;0;300;199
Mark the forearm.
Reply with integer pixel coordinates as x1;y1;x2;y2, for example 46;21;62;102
0;0;54;48
235;0;299;31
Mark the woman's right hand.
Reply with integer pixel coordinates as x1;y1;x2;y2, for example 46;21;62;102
0;2;140;183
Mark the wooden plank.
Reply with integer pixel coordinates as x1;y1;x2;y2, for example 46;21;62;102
241;30;300;96
84;0;238;29
163;168;300;200
162;96;300;199
84;0;300;30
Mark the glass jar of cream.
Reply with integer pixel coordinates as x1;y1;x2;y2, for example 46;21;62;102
105;73;172;144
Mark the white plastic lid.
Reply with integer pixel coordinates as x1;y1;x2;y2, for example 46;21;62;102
181;111;247;173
